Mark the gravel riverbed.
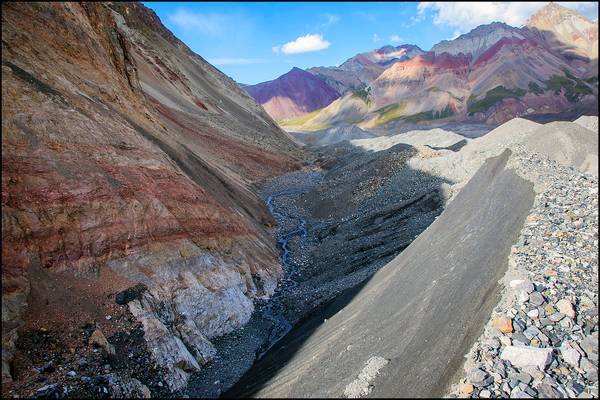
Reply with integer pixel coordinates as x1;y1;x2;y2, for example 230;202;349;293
190;142;448;397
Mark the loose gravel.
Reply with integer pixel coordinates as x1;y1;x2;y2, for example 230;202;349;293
448;145;598;398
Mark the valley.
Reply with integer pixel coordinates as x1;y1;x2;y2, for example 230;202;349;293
188;138;449;396
2;2;598;399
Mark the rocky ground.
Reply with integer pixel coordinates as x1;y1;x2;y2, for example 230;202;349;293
2;139;449;399
4;114;596;398
448;146;598;399
2;302;174;399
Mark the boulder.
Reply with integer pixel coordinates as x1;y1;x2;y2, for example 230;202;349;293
500;346;553;369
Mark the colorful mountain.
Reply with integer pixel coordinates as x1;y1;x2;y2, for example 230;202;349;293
307;44;425;94
431;22;525;59
525;2;598;60
278;3;598;131
244;67;340;120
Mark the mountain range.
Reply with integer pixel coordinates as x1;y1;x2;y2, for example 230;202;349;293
245;3;598;130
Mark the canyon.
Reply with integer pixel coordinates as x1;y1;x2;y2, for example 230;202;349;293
2;2;598;399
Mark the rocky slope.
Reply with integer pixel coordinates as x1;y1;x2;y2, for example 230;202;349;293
2;1;301;395
449;147;598;399
244;67;340;120
447;117;599;398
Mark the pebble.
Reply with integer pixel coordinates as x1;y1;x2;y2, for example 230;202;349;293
536;383;560;398
90;329;116;357
459;383;474;395
549;312;565;322
468;368;492;387
492;317;513;334
508;372;532;384
528;292;545;307
556;299;576;319
511;332;529;346
560;342;581;367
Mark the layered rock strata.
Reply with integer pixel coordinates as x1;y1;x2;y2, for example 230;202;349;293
2;1;300;390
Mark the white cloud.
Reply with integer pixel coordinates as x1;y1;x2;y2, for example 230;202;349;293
168;9;228;36
401;14;425;28
208;58;268;65
390;35;403;43
418;2;598;34
313;14;340;31
273;34;331;55
372;33;381;43
322;14;340;28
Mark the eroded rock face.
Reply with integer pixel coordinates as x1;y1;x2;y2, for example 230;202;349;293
1;2;300;389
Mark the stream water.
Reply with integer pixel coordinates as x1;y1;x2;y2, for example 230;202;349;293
256;191;308;359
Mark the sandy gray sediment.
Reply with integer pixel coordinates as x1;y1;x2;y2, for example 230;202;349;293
448;146;598;398
228;149;536;398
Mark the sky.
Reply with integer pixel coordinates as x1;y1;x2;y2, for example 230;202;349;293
144;2;599;85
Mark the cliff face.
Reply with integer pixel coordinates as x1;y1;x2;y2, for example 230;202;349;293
1;2;300;390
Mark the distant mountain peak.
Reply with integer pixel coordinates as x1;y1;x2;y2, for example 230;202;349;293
245;67;339;120
527;2;592;25
377;45;396;52
526;1;598;59
431;21;524;58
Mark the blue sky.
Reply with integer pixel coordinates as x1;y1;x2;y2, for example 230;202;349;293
144;2;599;85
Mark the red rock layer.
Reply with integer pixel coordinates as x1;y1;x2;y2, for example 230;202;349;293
1;1;301;385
